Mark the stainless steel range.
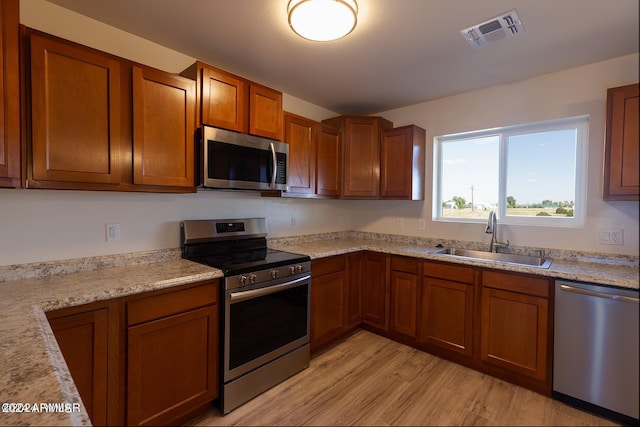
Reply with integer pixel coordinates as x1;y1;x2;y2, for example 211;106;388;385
180;218;311;414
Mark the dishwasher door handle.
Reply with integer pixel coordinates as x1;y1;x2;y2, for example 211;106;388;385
560;284;639;304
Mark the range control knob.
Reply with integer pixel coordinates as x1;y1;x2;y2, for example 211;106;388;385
271;269;279;279
248;274;257;284
289;266;296;275
239;275;247;286
296;264;304;273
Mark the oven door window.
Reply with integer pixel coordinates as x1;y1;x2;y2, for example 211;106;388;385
228;283;308;371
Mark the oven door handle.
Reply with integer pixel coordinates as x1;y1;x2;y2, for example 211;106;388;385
229;275;310;303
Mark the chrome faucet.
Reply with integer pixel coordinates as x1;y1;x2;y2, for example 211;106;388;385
485;211;509;253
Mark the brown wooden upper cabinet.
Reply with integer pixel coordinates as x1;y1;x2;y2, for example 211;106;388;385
0;0;20;188
603;83;639;200
283;112;341;198
132;66;195;188
22;28;196;193
182;61;283;141
380;125;426;200
284;112;317;195
322;115;393;199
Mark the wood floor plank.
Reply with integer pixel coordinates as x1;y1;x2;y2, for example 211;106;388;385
188;330;620;427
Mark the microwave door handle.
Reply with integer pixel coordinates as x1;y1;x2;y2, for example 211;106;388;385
269;142;277;188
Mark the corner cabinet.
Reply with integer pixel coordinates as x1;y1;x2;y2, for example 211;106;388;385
22;28;196;193
380;125;426;200
46;279;220;427
0;0;20;188
181;61;283;141
603;83;639;200
47;306;110;426
322;115;393;199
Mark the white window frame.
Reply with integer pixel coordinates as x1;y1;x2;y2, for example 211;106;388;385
433;115;588;228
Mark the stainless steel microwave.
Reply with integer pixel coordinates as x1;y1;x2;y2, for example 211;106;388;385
200;126;289;191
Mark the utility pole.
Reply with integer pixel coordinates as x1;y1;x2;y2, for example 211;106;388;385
470;185;475;211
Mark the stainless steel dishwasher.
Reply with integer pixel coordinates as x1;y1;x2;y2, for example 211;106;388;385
553;280;639;425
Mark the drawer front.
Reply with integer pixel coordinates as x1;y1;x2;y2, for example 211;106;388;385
312;255;347;277
391;256;419;274
127;281;218;326
424;261;474;284
482;270;549;298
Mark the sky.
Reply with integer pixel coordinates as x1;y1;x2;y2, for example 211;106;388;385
440;129;577;206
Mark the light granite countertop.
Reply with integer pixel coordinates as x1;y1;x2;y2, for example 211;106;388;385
0;233;637;426
270;232;639;290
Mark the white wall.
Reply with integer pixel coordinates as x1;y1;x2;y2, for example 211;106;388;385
3;1;637;267
358;53;639;255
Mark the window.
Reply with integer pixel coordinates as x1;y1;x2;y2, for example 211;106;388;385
434;116;588;227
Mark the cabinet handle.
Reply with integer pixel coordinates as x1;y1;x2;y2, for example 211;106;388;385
269;142;277;188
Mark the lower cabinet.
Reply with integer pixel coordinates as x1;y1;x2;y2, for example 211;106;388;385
126;282;219;426
310;253;364;353
361;252;389;331
310;255;347;352
47;305;109;426
389;256;419;339
309;252;553;396
419;261;475;359
46;279;220;426
480;271;551;388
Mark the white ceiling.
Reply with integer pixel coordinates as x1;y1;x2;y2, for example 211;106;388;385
47;0;639;115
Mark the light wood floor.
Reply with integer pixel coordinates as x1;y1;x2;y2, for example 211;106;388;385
188;330;618;426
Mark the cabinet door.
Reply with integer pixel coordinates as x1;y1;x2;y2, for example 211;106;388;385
284;112;316;195
48;309;108;426
361;252;388;330
389;270;418;338
480;287;548;381
127;305;218;426
604;83;639;200
132;66;195;188
0;0;20;188
249;84;282;140
311;270;346;351
380;125;425;200
29;33;123;185
316;123;341;197
346;252;363;328
200;65;248;133
419;277;473;357
342;117;381;198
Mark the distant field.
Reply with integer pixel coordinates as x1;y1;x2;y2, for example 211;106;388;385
442;207;571;219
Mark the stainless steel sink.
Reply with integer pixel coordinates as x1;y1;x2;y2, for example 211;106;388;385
434;247;552;269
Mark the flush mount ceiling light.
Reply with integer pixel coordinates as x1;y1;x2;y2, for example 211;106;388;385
288;0;358;42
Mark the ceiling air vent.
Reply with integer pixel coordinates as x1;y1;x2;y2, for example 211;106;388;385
460;9;524;48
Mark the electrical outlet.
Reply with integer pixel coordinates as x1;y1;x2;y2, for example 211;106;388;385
106;223;120;242
418;219;426;230
599;228;623;246
290;216;297;228
396;217;404;229
338;215;345;226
